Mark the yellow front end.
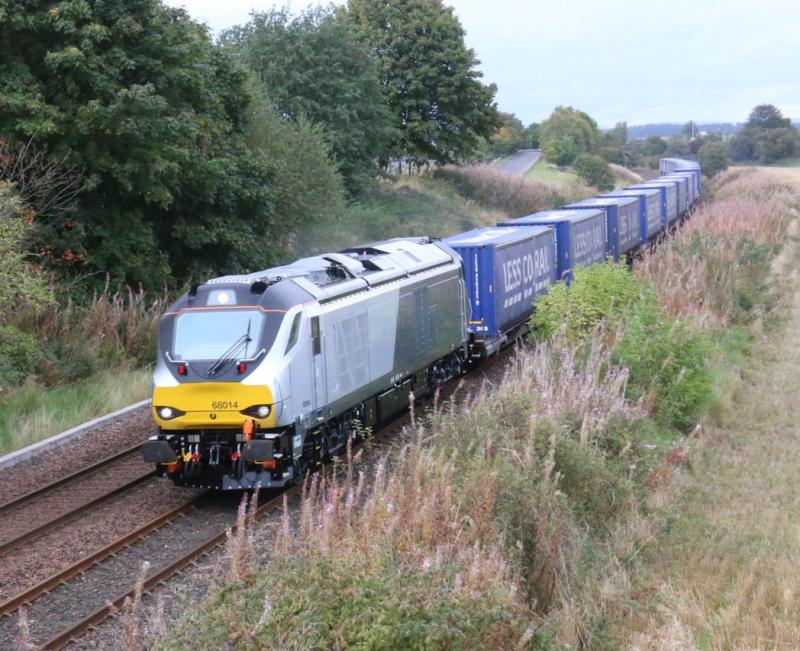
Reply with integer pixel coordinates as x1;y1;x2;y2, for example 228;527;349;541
153;382;276;429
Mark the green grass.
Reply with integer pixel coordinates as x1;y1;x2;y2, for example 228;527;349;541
772;157;800;167
0;367;151;455
524;157;581;186
296;175;503;254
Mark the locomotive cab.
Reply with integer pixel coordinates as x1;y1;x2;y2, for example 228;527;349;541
144;240;470;490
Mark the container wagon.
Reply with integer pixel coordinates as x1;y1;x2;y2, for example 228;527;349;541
658;175;690;215
560;196;642;260
444;226;557;356
675;166;701;195
498;208;606;282
628;181;679;227
602;188;663;243
669;171;699;204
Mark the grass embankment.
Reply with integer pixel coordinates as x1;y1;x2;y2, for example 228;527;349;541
615;167;800;649
297;174;504;253
143;168;798;650
0;289;163;455
0;369;150;454
525;156;641;191
526;156;582;186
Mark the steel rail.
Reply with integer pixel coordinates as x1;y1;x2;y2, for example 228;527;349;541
0;442;145;516
0;469;156;556
40;486;298;650
0;492;206;617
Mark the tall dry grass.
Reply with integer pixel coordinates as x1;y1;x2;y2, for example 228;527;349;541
149;168;799;651
638;168;796;328
617;169;800;650
432;164;591;218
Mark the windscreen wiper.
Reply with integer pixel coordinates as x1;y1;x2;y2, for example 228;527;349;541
205;320;252;377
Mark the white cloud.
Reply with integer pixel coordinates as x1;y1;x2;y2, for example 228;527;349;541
164;0;800;126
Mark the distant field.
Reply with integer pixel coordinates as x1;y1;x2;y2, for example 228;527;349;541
525;157;580;186
526;156;642;190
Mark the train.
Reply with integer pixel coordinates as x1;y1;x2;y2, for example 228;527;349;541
143;157;701;490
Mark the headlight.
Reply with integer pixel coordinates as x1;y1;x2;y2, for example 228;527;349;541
241;404;271;419
156;406;185;420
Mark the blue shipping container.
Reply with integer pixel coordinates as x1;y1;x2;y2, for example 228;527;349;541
628;181;679;225
602;188;663;242
659;176;688;215
444;226;556;340
498;208;606;281
670;171;698;203
562;196;641;258
675;167;701;195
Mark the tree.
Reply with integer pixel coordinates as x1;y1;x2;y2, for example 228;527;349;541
539;106;600;166
348;0;500;163
754;127;799;163
574;153;614;191
730;104;800;163
747;104;791;129
682;121;698;140
643;135;667;156
526;122;541;149
697;141;730;177
484;112;527;157
0;0;344;290
609;122;628;145
222;7;392;194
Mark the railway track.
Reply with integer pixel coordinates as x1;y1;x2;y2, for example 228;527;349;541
0;443;154;555
0;351;511;649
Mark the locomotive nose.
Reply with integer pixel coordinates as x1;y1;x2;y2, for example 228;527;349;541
152;382;277;429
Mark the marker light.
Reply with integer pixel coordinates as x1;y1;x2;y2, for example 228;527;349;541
177;364;188;376
257;405;270;418
237;362;247;374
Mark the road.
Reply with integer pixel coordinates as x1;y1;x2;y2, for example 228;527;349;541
494;149;541;177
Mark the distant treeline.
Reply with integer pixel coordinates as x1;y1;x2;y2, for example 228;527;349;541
627;121;800;139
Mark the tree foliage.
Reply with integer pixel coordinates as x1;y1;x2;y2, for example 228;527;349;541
222;7;391;193
0;0;344;291
697;141;730;177
348;0;499;163
483;112;527;158
573;153;615;191
540;106;600;166
729;104;800;164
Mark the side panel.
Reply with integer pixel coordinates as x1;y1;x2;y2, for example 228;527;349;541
492;230;557;333
319;266;467;417
645;193;662;237
618;202;641;253
602;205;620;258
569;214;607;269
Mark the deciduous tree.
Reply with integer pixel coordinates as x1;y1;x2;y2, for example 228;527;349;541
223;7;392;193
0;0;344;291
348;0;499;163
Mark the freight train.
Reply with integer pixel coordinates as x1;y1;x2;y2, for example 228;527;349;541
143;158;701;489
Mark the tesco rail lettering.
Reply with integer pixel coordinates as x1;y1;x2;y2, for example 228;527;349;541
574;224;604;260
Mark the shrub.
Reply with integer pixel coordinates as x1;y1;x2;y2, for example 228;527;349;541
531;261;647;341
0;325;40;388
698;141;730;177
614;303;713;431
573;153;615;191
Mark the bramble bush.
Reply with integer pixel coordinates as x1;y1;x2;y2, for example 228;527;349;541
531;260;647;341
532;261;714;430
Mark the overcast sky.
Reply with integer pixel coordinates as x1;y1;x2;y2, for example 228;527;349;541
164;0;800;127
